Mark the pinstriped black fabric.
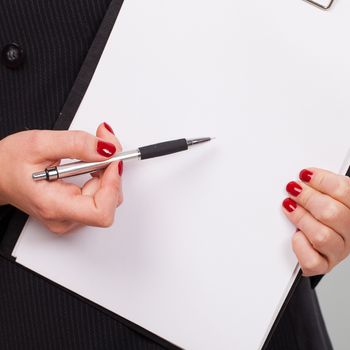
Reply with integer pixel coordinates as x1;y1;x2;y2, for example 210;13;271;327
0;0;111;138
0;254;165;350
267;278;333;350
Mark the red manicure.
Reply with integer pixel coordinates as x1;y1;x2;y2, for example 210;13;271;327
103;122;115;135
299;169;313;183
286;181;302;197
283;198;297;213
97;141;116;157
118;161;124;176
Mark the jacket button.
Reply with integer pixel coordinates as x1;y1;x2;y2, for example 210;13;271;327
1;43;25;69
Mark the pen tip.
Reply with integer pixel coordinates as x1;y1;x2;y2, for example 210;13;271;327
186;137;213;146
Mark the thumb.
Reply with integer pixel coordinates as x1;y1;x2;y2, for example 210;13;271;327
31;129;117;162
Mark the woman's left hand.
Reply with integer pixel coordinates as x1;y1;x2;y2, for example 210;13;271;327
282;168;350;277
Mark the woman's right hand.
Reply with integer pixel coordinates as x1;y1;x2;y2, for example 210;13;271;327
0;122;123;234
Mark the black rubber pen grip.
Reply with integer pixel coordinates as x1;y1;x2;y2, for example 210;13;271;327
139;139;188;160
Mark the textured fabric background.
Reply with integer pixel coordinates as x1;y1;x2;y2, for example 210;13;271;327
0;255;164;350
0;1;332;349
0;0;111;138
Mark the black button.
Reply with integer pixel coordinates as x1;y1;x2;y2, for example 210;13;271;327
1;43;25;69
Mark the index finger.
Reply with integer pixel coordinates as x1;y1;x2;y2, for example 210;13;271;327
30;129;117;163
299;168;350;210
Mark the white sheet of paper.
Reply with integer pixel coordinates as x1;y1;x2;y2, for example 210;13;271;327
13;0;350;349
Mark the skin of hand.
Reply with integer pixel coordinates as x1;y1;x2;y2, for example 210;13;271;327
282;168;350;277
0;122;123;234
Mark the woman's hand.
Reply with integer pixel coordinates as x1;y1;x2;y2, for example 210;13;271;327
0;122;123;234
282;168;350;276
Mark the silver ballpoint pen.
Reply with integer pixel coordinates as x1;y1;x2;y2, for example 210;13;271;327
32;137;212;182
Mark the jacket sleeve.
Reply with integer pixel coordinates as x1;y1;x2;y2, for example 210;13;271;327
310;275;324;289
0;205;15;244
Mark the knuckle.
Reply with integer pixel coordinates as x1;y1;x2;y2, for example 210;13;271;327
291;231;303;252
318;203;339;223
302;257;325;276
45;223;68;235
37;205;55;221
312;227;332;250
331;179;348;199
292;232;330;276
96;211;114;228
291;232;300;247
27;130;43;151
70;130;89;151
340;177;350;198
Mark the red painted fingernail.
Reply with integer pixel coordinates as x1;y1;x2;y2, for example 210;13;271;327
286;181;303;197
103;122;115;135
118;161;123;176
299;169;313;183
283;198;297;212
97;141;116;157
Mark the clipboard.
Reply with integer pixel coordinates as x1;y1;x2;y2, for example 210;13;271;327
2;0;350;348
304;0;335;10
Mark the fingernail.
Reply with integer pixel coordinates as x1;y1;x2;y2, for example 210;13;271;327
283;198;297;212
118;161;123;176
103;122;115;135
97;140;116;157
286;181;303;197
299;169;313;183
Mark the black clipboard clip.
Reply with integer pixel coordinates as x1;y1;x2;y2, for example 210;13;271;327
304;0;335;10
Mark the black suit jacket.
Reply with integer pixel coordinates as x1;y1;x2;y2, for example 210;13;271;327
0;1;333;349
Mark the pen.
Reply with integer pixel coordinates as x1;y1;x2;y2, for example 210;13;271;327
32;137;212;181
